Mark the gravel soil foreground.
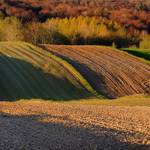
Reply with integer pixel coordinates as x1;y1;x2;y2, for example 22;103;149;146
0;101;150;150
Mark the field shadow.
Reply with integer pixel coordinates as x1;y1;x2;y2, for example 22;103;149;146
0;112;149;150
47;50;112;98
0;55;91;101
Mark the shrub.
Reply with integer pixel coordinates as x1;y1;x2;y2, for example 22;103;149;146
71;33;85;45
0;17;24;41
24;22;50;44
44;16;140;47
0;16;140;47
140;36;150;49
25;22;70;44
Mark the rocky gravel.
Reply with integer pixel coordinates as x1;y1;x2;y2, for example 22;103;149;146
0;101;150;150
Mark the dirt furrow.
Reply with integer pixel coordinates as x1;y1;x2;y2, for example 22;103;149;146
42;45;150;98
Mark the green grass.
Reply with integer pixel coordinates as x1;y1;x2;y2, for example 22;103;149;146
0;41;100;101
62;95;150;106
17;95;150;106
121;48;150;63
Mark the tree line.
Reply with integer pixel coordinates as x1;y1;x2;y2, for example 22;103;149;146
0;16;140;48
0;0;150;36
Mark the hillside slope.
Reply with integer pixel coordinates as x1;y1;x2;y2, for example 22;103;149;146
0;42;96;101
42;45;150;98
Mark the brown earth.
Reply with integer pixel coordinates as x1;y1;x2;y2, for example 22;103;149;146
41;45;150;98
0;101;150;150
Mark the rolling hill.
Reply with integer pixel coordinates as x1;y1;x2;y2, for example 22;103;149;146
0;42;149;100
0;42;97;101
41;45;150;98
0;42;149;149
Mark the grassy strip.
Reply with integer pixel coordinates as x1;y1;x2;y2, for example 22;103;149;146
121;48;150;63
28;43;102;98
62;95;150;106
48;54;100;96
16;95;150;107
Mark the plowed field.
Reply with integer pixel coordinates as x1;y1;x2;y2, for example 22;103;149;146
42;45;150;98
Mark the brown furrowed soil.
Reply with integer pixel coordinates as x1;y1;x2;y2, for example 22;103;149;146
0;101;149;150
41;45;150;98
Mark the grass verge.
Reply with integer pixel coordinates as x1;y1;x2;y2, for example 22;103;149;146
121;48;150;63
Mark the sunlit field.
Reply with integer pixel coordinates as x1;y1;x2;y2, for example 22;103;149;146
0;0;150;149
